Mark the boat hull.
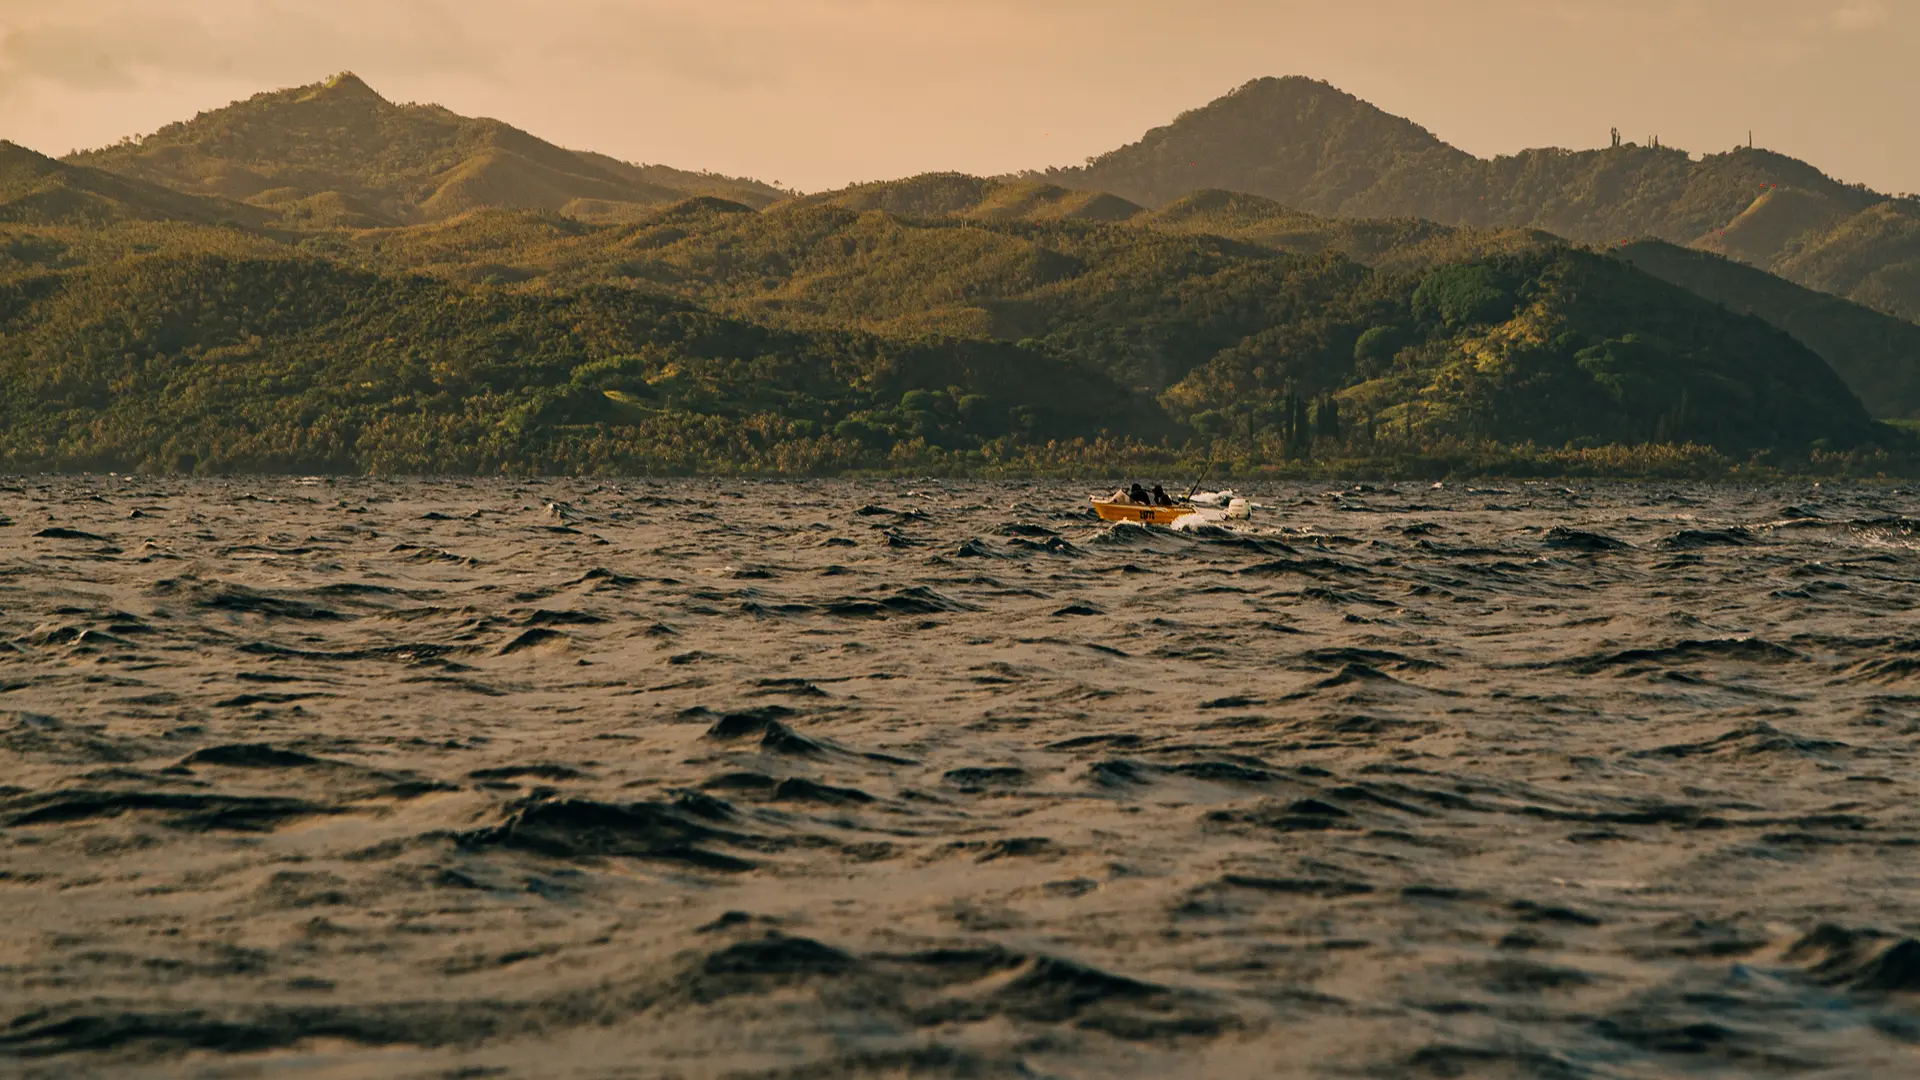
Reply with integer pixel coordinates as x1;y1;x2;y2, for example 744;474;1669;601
1091;501;1199;525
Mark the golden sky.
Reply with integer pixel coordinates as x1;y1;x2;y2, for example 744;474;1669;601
3;0;1915;194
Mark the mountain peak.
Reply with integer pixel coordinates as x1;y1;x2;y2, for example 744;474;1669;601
1055;75;1460;210
298;72;388;105
1184;76;1446;149
1231;75;1361;102
61;72;785;224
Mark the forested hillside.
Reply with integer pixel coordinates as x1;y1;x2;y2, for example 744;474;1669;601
66;74;785;227
1;142;272;229
1051;77;1920;323
0;252;1167;473
0;204;1886;474
1616;239;1920;420
0;73;1912;476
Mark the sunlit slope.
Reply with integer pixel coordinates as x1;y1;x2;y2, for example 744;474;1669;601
1;141;273;229
1050;76;1920;320
0;215;1883;474
68;73;786;227
0;252;1170;472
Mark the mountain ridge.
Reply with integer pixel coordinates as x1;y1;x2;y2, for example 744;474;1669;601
1047;76;1920;321
1615;238;1920;418
66;72;788;227
1;140;275;228
0;72;1914;474
0;225;1885;473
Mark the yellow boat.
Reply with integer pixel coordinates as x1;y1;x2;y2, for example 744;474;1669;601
1091;500;1200;525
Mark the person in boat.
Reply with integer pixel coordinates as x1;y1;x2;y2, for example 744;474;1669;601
1150;484;1175;507
1128;482;1151;505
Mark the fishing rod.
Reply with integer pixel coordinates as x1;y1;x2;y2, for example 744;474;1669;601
1184;441;1221;501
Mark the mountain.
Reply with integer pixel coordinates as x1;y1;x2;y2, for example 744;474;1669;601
0;191;1886;473
316;191;1534;395
0;252;1168;474
1766;200;1920;322
783;175;1546;269
787;173;1145;222
0;75;1907;474
1615;239;1920;419
1136;188;1565;272
0;141;273;229
66;73;786;228
321;180;1919;426
1050;77;1920;321
1057;77;1469;211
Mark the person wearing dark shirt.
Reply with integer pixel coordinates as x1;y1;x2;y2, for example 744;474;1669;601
1150;484;1174;506
1128;482;1151;505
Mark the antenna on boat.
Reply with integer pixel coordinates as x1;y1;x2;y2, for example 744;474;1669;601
1184;442;1220;501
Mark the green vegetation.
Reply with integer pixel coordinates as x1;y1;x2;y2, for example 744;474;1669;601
1052;76;1920;324
0;210;1893;475
0;252;1170;473
0;74;1914;477
66;73;784;227
1616;239;1920;419
1;141;272;229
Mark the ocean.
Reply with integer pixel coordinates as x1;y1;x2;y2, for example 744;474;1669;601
3;477;1917;1078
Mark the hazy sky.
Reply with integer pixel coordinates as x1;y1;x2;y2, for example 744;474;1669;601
4;0;1916;194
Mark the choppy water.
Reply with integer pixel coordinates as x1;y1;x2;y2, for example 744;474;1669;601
3;477;1919;1078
